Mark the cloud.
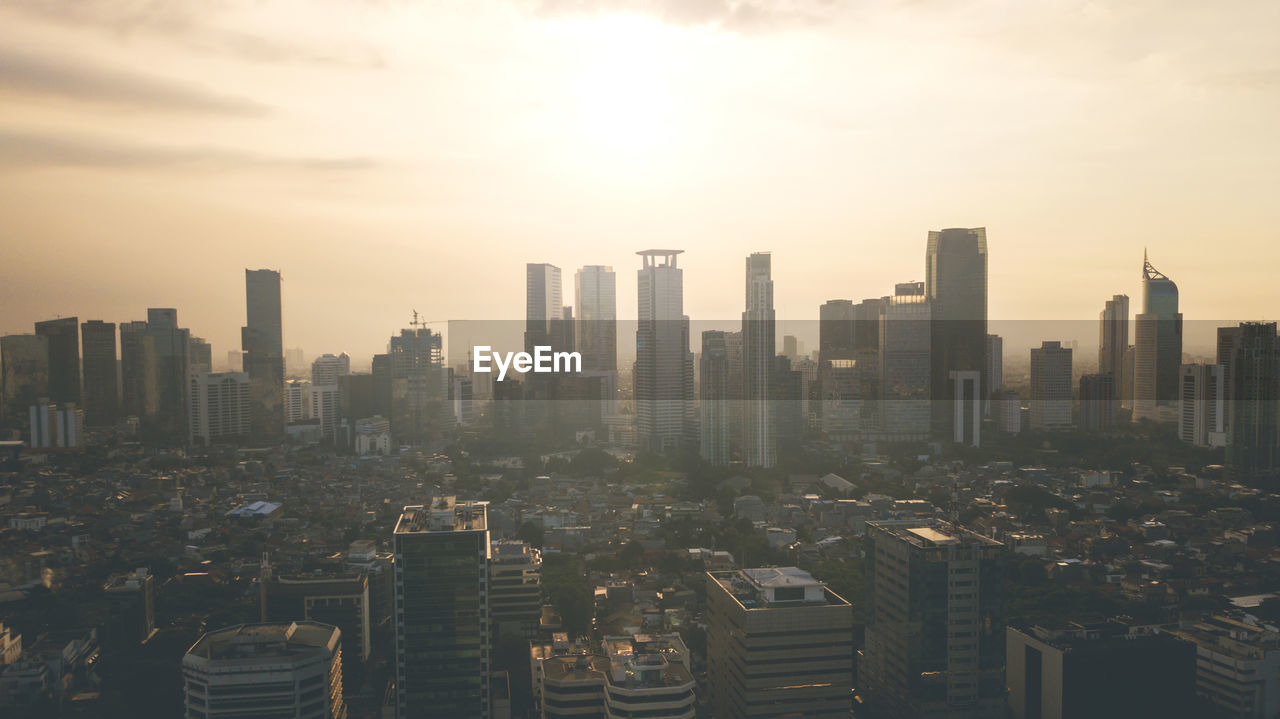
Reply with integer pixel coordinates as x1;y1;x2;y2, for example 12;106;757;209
529;0;837;31
0;46;269;114
2;0;386;69
0;129;379;173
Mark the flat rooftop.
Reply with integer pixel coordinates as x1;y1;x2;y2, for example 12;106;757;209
710;567;849;610
186;621;339;662
869;520;1003;549
395;496;488;533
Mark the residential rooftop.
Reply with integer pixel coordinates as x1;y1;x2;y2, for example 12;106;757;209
709;567;849;610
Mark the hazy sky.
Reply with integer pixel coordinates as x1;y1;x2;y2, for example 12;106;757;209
3;0;1279;362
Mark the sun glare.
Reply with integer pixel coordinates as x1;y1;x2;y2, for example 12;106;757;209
572;15;676;156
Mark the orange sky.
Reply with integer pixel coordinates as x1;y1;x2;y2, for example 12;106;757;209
2;0;1279;362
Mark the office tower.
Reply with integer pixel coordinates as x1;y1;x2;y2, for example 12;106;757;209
926;228;988;439
1170;614;1280;718
1133;253;1182;422
225;349;243;373
525;263;563;351
453;376;474;426
725;330;745;457
772;355;804;452
261;563;372;692
181;621;345;719
339;373;375;426
950;369;981;446
119;321;150;418
79;320;118;426
29;401;84;448
394;498;491;719
286;347;305;375
388;328;445;444
880;289;932;439
188;372;251;446
488;540;542;643
285;379;310;424
819;299;855;422
742;252;776;467
103;568;156;652
985;333;1003;409
992;389;1023;434
700;330;732;466
537;634;695;719
822;359;862;438
242;268;285;443
1179;364;1225;448
1030;341;1072;430
189;337;213;374
896;281;925;296
312;353;351;387
1079;373;1117;432
706;567;853;719
635;250;693;455
782;335;798;358
1007;620;1196;719
1218;326;1244;398
1098;294;1129;394
309;383;340;442
0;334;48;435
1224;322;1280;481
34;317;80;406
861;520;1005;719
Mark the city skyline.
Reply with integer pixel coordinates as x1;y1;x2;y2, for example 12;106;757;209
3;3;1280;359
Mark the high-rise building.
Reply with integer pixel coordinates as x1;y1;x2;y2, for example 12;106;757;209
1224;322;1279;481
575;265;617;372
0;334;48;436
772;354;804;452
309;384;340;442
119;321;150;418
635;250;693;455
1030;341;1073;430
526;263;563;351
285;379;310;424
103;568;156;652
388;328;445;444
880;290;931;439
243;269;285;443
985;333;1003;416
1098;295;1129;404
181;621;346;719
189;372;251;446
1133;253;1181;422
79;320;118;426
189;337;213;374
1007;620;1196;719
1079;373;1117;432
992;389;1022;435
926;228;988;440
261;563;372;693
394;498;491;719
488;540;542;643
1179;363;1225;448
742;252;776;468
950;369;981;447
537;634;696;719
312;353;351;387
707;567;853;719
29;401;84;448
1169;613;1280;719
699;330;732;466
142;308;191;444
34;317;80;406
861;520;1005;719
822;358;862;438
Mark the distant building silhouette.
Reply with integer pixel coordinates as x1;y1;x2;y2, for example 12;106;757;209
1179;363;1225;448
926;228;988;441
742;252;776;467
1224;322;1279;481
1031;341;1073;430
699;330;732;466
1133;253;1181;422
80;320;119;427
34;317;80;406
242;269;284;443
1098;294;1129;409
1;333;48;438
1079;372;1117;431
635;250;693;455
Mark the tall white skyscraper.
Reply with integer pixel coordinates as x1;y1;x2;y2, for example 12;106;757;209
1179;363;1226;448
635;250;693;454
525;263;563;350
742;252;776;468
189;371;251;446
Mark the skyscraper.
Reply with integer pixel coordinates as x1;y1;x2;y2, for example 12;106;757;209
243;269;285;442
394;498;491;719
1030;341;1073;430
707;567;853;719
34;316;80;406
1178;363;1225;448
312;353;352;386
188;371;251;446
118;320;150;418
861;520;1005;719
525;263;563;351
950;369;982;447
388;328;445;444
1224;322;1279;481
880;289;931;439
635;250;693;454
574;265;616;372
142;308;191;444
189;337;213;374
1098;294;1129;400
80;320;119;427
1079;372;1117;431
926;228;988;440
1133;253;1181;422
1;334;48;436
742;252;776;467
699;330;732;466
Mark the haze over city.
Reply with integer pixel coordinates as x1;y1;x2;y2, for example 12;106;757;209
3;0;1280;360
